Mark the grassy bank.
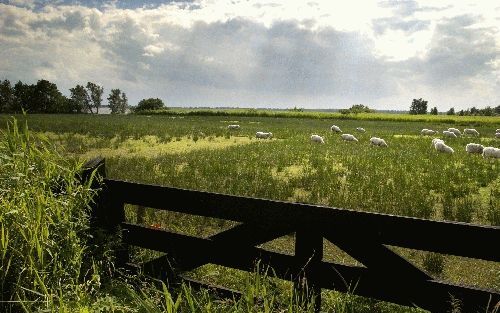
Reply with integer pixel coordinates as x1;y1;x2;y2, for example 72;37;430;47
134;108;500;125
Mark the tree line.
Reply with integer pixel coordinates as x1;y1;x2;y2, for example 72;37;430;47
409;98;499;116
0;79;128;114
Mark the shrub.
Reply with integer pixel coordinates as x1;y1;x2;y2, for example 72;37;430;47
135;98;165;112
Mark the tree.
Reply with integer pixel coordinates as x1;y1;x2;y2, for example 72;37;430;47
69;85;89;113
30;79;68;113
430;107;438;115
108;89;127;114
0;79;15;112
482;106;493;116
349;104;373;114
13;81;34;112
120;92;128;114
86;82;103;114
446;107;455;115
135;98;165;112
495;105;500;115
409;98;428;115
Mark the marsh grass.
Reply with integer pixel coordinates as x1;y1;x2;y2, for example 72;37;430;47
1;114;498;312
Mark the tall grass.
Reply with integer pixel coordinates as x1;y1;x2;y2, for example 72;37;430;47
0;117;102;311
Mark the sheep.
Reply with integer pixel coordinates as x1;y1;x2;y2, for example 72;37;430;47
443;130;457;138
227;124;240;130
448;128;462;136
431;138;444;148
434;141;454;154
356;127;366;132
496;129;500;133
421;129;437;136
256;131;273;139
482;147;500;159
370;137;388;147
310;134;325;144
495;132;500;138
463;128;479;136
465;143;484;154
330;125;342;133
341;134;358;142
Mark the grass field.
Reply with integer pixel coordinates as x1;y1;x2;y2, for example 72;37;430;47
1;113;499;312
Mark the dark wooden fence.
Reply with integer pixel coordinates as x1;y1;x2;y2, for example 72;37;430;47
83;158;500;312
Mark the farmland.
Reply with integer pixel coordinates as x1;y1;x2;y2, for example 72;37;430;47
1;113;499;312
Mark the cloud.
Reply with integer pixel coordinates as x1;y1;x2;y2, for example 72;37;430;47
0;1;498;110
372;17;430;35
408;15;498;87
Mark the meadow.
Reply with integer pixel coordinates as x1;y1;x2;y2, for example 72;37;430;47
0;113;499;312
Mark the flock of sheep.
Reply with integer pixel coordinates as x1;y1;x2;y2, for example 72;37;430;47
227;124;500;159
423;127;500;158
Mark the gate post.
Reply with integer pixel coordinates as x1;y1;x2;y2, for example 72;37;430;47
81;157;129;268
295;228;323;312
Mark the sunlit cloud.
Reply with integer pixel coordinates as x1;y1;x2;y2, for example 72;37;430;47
0;0;498;110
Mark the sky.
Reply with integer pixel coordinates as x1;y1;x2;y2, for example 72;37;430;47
0;0;499;110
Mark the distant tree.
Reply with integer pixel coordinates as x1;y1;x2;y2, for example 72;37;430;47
31;79;68;113
86;82;103;114
135;98;165;112
446;107;455;115
469;106;479;115
288;106;303;112
13;81;34;112
0;79;15;112
108;89;127;114
458;110;465;116
349;104;373;114
482;106;493;116
409;98;428;115
69;85;89;113
495;105;500;115
430;107;438;115
120;92;128;114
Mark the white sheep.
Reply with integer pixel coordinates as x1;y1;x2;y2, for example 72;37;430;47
431;138;444;148
464;128;479;136
227;124;240;130
443;130;457;138
330;125;342;133
434;141;454;154
448;128;461;136
421;129;437;136
256;131;273;139
341;134;358;142
482;147;500;159
465;143;484;154
496;129;500;133
370;137;388;147
495;132;500;138
356;127;366;132
311;134;325;144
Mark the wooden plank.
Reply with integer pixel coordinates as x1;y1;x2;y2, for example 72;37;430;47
180;222;294;271
122;223;499;311
106;179;499;261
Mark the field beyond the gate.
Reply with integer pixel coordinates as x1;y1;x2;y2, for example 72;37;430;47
1;113;499;308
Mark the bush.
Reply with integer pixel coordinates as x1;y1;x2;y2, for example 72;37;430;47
135;98;165;112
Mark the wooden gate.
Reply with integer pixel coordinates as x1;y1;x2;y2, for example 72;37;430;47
82;158;500;312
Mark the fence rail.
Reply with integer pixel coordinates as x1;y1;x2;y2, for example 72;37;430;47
83;158;500;313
